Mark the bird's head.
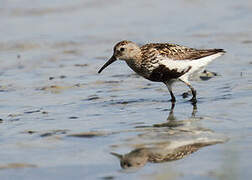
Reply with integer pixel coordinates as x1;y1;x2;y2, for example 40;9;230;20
110;148;149;169
98;40;141;73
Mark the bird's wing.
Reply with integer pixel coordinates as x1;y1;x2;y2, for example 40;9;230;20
141;43;225;60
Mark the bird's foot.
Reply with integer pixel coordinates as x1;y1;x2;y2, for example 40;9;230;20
190;97;197;105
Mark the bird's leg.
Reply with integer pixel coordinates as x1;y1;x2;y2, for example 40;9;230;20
191;103;197;117
180;80;197;104
189;85;197;104
169;90;176;103
167;102;176;121
165;82;176;102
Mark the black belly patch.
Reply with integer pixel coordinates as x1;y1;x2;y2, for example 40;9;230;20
149;65;192;82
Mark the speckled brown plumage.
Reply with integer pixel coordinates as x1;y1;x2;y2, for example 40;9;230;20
148;142;214;163
141;43;225;60
114;40;132;49
111;141;221;169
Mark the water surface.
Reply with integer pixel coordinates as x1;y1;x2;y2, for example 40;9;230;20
0;0;252;179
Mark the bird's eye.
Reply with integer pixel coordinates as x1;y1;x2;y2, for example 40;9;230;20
120;47;125;51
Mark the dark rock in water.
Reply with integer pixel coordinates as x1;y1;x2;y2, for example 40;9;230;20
25;130;37;134
59;75;67;79
74;64;88;67
68;116;79;119
24;109;41;114
23;129;69;137
199;70;218;80
101;176;115;180
68;131;113;138
85;95;100;101
40;129;68;137
49;75;66;80
182;91;192;98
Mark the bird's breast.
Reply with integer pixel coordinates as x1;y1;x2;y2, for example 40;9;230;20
125;60;146;76
148;64;192;82
125;59;191;82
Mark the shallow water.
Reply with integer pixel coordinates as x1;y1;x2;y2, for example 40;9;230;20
1;0;252;179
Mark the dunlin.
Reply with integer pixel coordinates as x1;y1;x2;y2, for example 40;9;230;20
98;41;225;103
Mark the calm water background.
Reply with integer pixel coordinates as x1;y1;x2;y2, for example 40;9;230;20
0;0;252;179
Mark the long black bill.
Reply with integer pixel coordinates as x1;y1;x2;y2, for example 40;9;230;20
110;152;123;160
98;56;117;73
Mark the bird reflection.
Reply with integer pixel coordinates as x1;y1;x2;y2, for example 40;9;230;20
169;102;197;119
153;102;197;128
111;141;221;169
111;103;227;169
